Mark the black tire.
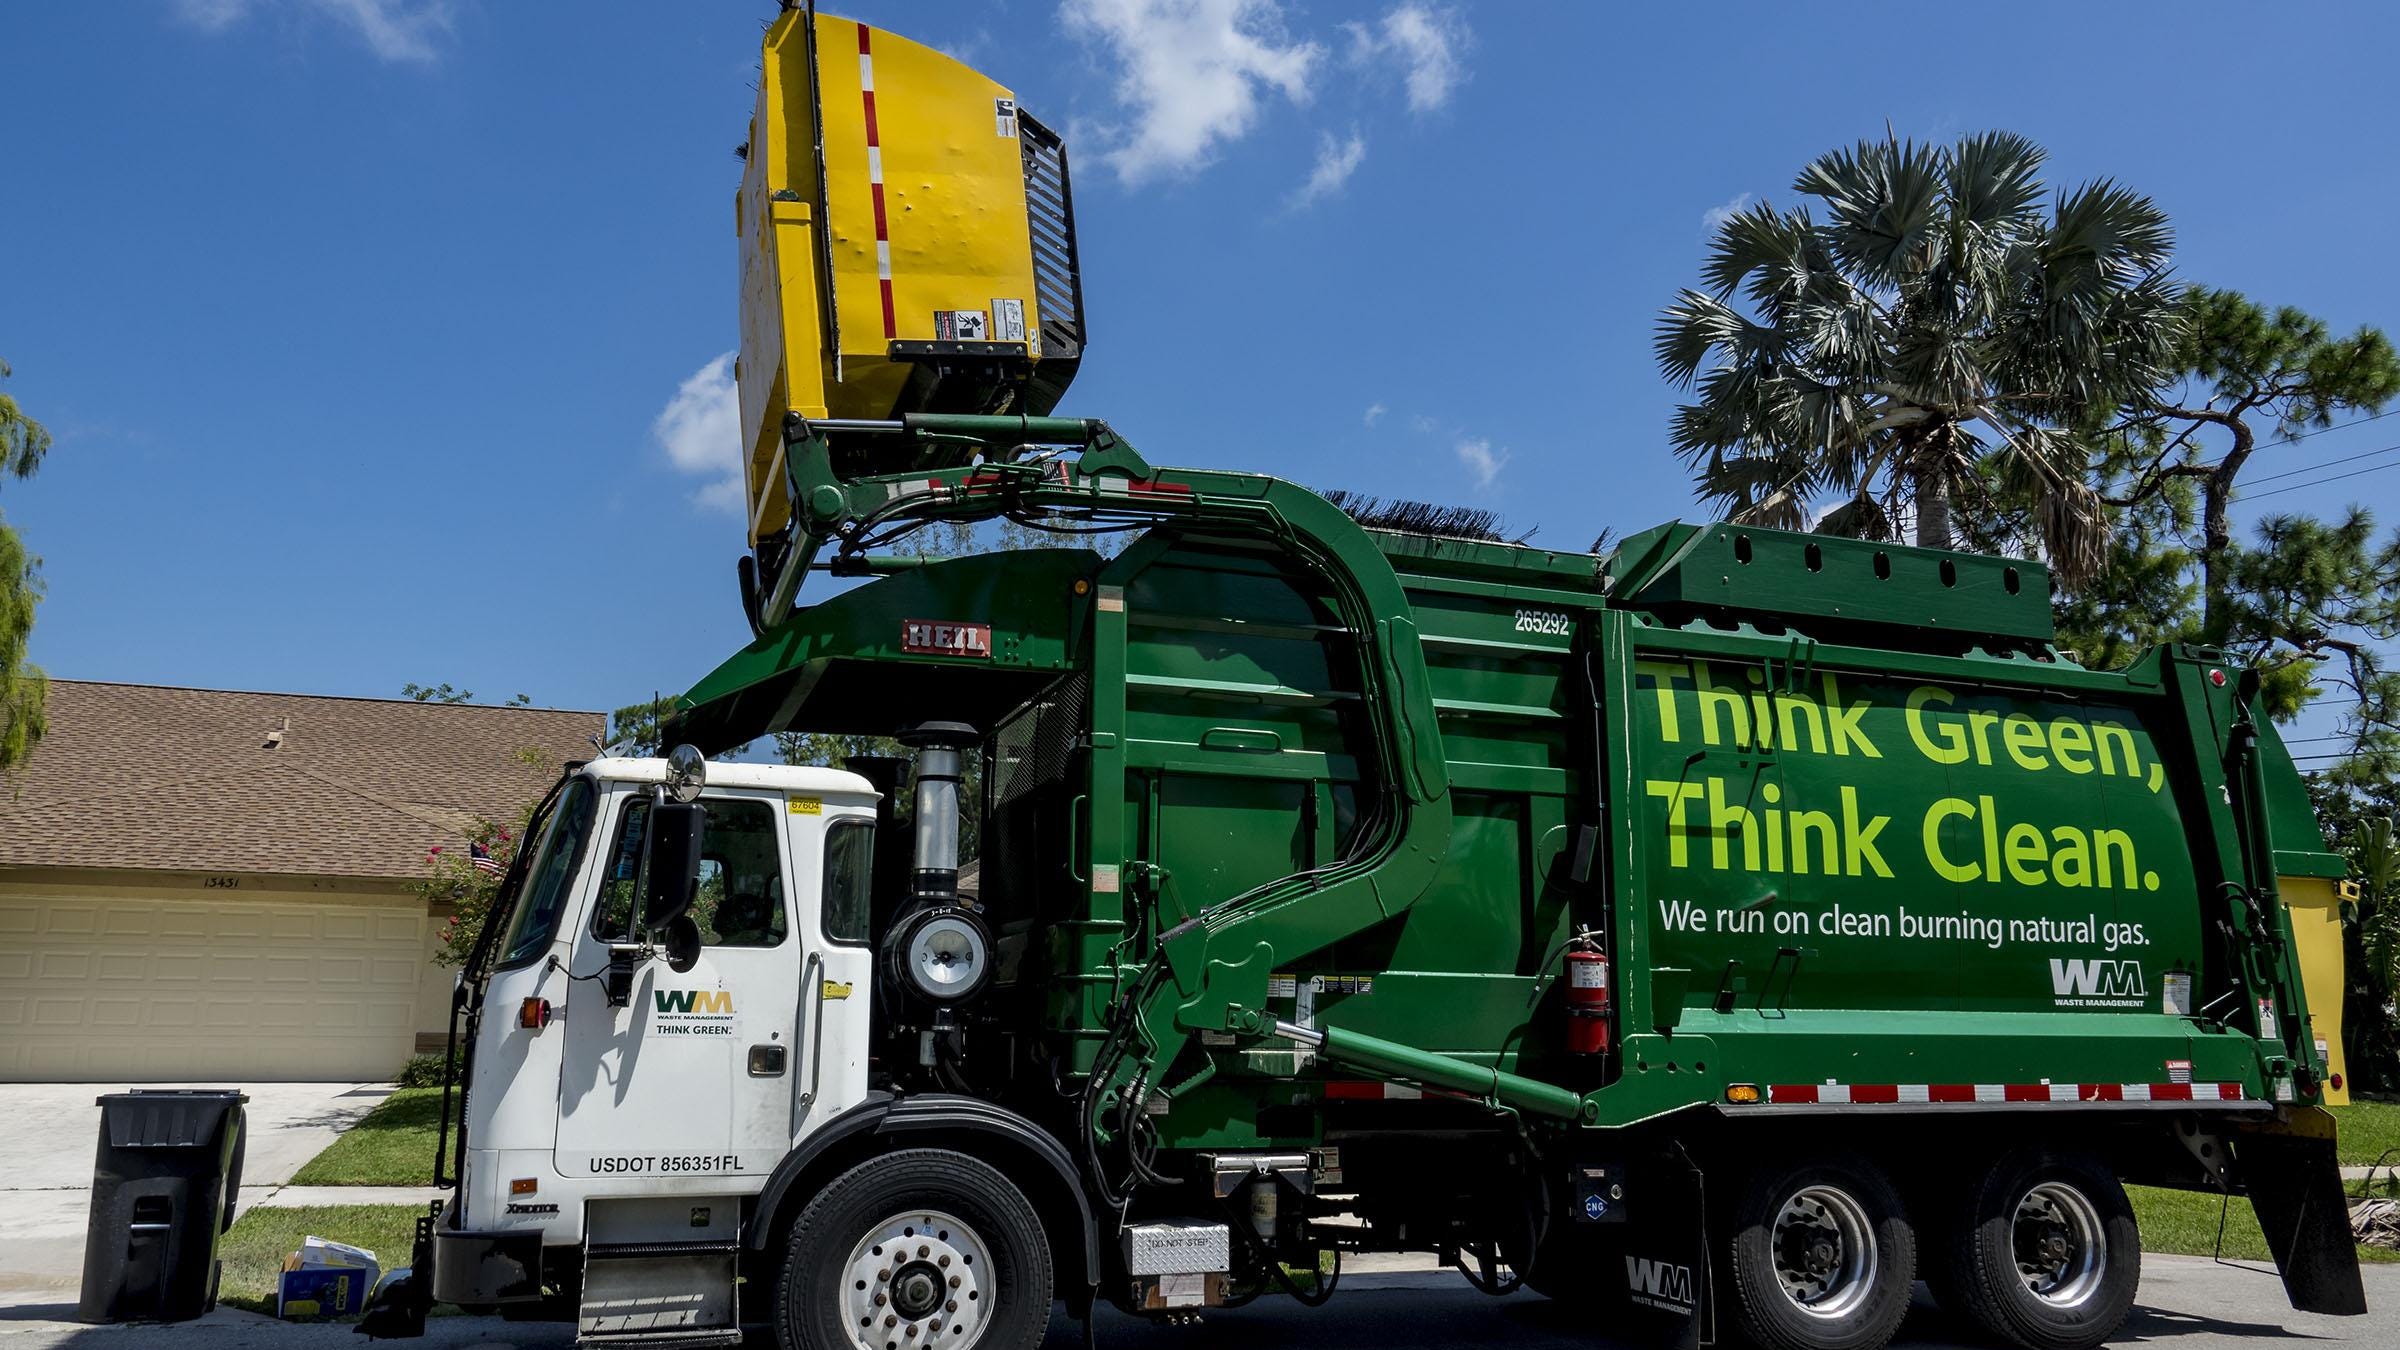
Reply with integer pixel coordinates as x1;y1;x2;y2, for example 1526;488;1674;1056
1933;1150;2139;1350
775;1148;1053;1350
1723;1156;1916;1350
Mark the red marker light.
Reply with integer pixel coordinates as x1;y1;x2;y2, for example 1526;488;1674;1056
2330;1072;2345;1092
2208;669;2227;687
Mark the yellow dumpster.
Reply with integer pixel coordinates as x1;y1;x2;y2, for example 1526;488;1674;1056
735;7;1085;549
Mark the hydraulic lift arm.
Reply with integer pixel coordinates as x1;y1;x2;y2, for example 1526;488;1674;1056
692;412;1470;1146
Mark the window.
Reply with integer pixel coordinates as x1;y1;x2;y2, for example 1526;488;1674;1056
590;795;788;948
823;819;875;944
497;776;600;969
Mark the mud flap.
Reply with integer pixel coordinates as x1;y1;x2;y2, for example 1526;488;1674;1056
2237;1129;2365;1315
1606;1149;1713;1349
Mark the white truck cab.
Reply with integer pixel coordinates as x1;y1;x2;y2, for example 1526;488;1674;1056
438;755;885;1335
463;757;880;1242
381;731;1086;1350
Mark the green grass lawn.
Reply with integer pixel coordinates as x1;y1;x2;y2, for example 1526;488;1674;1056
2332;1099;2400;1170
216;1204;423;1316
289;1087;455;1186
2129;1184;2399;1265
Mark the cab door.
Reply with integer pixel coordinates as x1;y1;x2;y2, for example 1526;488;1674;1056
554;788;804;1183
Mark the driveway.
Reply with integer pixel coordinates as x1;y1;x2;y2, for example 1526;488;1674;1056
0;1083;394;1304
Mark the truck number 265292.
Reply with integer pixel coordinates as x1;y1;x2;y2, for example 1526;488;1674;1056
1513;608;1573;636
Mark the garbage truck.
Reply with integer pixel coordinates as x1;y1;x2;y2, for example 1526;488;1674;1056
367;415;2369;1350
356;8;2366;1350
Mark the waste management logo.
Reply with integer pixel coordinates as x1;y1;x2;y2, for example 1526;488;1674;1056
652;988;736;1036
2049;958;2145;1009
1625;1256;1696;1312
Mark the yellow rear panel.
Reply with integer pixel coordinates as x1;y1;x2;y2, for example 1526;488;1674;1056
2281;876;2352;1105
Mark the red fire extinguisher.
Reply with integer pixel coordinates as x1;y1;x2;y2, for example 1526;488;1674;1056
1563;936;1611;1055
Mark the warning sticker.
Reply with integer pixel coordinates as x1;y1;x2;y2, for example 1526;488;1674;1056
992;298;1027;343
934;310;990;341
994;98;1018;137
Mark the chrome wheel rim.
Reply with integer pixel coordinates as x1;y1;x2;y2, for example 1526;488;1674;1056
840;1208;991;1350
1771;1184;1879;1319
2013;1182;2106;1308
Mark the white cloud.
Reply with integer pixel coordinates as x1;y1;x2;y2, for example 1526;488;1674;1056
170;0;454;64
655;353;745;514
1455;437;1508;489
1345;4;1471;113
1703;192;1753;233
1061;0;1322;186
1363;403;1387;428
1290;130;1367;208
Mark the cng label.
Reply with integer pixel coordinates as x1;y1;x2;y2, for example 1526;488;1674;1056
1624;1256;1695;1311
902;619;993;657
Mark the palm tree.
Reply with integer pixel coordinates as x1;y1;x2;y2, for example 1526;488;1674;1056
1656;132;2181;584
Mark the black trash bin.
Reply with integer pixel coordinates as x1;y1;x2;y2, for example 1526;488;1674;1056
77;1089;249;1324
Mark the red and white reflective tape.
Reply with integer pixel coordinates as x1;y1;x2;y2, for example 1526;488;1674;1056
1325;1081;1421;1101
1326;1080;1496;1102
1761;1081;2246;1106
856;23;896;339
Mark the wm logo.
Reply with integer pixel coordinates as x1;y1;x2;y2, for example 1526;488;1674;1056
654;989;734;1015
2050;959;2144;999
1624;1256;1695;1309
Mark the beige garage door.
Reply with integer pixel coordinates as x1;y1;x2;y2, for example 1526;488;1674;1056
0;891;427;1082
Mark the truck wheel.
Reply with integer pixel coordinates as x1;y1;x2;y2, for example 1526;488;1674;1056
775;1149;1053;1350
1935;1151;2138;1350
1724;1157;1915;1350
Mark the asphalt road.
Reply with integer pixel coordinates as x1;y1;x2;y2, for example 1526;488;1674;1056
0;1259;2391;1350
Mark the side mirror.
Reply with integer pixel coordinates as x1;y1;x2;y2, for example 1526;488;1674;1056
643;800;707;929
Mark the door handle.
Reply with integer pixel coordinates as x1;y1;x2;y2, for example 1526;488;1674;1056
792;951;825;1131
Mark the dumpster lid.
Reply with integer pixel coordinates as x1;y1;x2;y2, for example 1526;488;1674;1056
97;1089;249;1149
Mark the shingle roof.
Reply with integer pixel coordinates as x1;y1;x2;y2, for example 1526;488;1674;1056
0;681;606;880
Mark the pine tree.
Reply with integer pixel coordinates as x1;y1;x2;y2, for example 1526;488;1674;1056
2063;291;2400;782
1;359;53;771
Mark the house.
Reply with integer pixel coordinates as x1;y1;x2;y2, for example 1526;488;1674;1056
0;681;604;1082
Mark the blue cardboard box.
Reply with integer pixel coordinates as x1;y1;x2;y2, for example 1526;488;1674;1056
277;1265;370;1320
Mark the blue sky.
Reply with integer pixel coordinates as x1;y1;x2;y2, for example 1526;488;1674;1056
6;1;2400;722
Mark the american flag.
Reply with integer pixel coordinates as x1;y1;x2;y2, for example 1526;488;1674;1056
470;841;504;875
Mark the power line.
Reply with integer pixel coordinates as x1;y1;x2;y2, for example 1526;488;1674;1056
2247;458;2400;501
2277;406;2400;445
2129;408;2400;480
2242;440;2400;486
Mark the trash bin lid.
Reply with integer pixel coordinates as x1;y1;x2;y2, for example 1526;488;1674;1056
96;1089;249;1149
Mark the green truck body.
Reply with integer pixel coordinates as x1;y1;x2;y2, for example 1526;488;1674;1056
677;425;2333;1124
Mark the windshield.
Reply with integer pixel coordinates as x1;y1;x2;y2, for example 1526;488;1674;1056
496;775;600;969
